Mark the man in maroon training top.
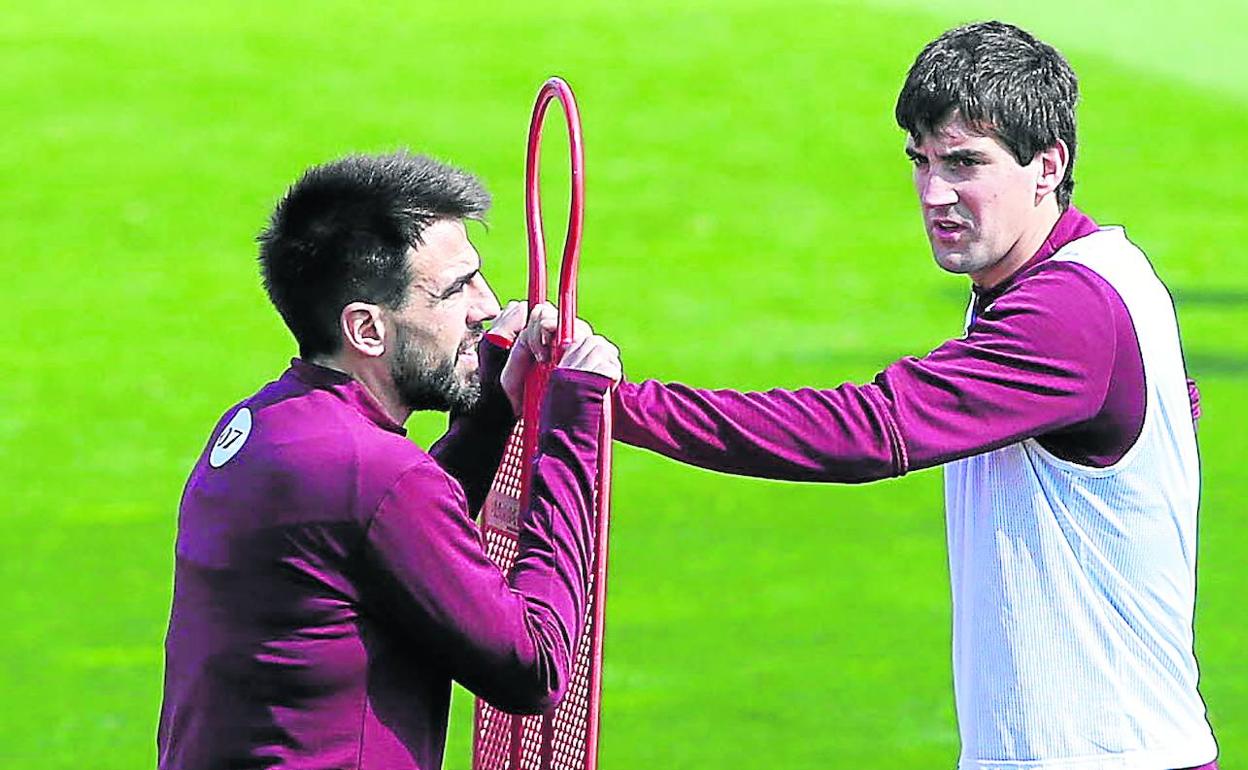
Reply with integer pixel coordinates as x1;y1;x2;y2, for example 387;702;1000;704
577;20;1217;770
157;152;622;770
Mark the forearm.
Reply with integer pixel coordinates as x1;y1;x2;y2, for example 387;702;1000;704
613;378;904;482
430;338;517;515
449;370;607;712
507;370;607;701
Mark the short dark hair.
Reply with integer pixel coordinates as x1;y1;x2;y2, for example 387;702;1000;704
258;151;491;358
895;21;1079;209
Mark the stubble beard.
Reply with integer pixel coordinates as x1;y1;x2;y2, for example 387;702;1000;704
931;237;1000;277
390;322;482;414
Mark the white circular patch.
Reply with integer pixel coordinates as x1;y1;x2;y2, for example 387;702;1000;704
209;407;252;468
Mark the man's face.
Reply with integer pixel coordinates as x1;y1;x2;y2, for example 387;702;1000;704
387;218;500;412
906;114;1044;283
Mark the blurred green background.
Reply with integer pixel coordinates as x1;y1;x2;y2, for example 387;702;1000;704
2;0;1244;767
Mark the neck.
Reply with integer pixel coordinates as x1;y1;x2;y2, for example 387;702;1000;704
971;200;1064;290
308;353;412;425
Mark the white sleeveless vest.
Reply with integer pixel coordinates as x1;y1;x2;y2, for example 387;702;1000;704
944;227;1216;769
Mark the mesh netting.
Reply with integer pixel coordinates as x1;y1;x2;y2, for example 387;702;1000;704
472;411;607;770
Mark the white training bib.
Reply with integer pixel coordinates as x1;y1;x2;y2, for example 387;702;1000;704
945;227;1215;770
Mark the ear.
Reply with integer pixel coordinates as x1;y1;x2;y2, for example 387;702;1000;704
340;302;387;359
1035;139;1070;204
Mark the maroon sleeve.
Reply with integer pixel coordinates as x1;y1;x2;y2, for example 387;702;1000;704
613;378;904;482
613;263;1119;482
429;338;517;516
363;370;608;713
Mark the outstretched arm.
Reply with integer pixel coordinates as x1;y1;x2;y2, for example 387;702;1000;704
613;263;1120;482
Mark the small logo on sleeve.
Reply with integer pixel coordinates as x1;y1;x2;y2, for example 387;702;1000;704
209;407;252;468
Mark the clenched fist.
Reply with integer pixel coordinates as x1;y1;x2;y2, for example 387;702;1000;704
501;302;620;413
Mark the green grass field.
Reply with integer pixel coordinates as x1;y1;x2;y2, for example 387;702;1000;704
3;1;1245;767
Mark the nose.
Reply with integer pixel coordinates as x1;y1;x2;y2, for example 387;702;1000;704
468;273;501;325
918;168;958;208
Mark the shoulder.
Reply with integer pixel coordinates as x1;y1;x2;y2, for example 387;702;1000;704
988;258;1121;328
242;388;441;514
969;259;1126;376
252;389;412;462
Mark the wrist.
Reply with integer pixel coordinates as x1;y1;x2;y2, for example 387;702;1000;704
540;369;609;434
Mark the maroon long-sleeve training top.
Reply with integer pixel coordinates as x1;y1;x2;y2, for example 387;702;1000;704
612;207;1199;479
158;342;608;770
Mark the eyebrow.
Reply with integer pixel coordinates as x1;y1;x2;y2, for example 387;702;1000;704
942;149;989;163
907;145;989;164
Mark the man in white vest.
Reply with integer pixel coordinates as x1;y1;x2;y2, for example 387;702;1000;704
579;19;1219;770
